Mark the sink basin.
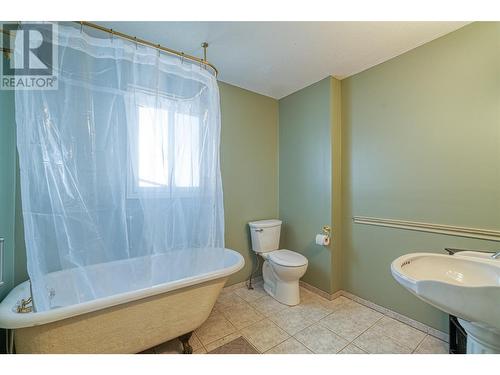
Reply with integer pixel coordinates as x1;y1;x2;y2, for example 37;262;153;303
391;252;500;353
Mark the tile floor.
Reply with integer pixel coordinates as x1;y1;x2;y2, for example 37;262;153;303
148;281;449;354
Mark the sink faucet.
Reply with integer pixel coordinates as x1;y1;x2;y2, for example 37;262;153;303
444;248;489;255
444;247;500;259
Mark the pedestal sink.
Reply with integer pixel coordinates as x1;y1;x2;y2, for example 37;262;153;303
391;252;500;354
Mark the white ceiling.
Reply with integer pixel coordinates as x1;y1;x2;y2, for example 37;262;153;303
96;22;469;99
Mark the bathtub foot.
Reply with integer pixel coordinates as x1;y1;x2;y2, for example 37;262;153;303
179;332;193;354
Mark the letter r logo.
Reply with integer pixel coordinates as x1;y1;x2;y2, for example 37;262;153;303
3;23;54;76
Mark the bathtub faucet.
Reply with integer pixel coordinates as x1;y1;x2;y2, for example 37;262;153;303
16;297;33;313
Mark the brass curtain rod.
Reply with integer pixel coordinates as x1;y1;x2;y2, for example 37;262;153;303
2;22;218;76
77;21;218;77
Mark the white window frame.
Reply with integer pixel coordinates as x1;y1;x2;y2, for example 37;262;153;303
126;93;201;199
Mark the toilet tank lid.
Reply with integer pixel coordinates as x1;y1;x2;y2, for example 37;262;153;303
248;219;282;228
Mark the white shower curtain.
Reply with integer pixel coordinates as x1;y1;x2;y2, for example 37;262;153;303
15;23;225;312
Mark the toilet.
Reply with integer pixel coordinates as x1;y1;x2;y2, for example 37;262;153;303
248;219;308;306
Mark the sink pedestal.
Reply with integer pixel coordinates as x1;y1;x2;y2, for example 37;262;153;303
459;319;500;354
391;252;500;355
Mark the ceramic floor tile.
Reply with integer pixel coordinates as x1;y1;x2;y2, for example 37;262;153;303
221;303;264;330
188;333;203;350
215;291;247;310
291;299;332;322
249;295;289;317
294;323;349;354
195;310;237;346
332;296;353;305
353;326;413;354
322;296;354;311
265;337;313;354
319;314;373;341
234;282;268;302
211;284;446;355
320;301;383;341
217;287;235;298
299;288;337;307
208;336;259;354
269;307;315;335
240;319;290;353
333;301;384;324
339;344;367;354
414;335;449;354
372;316;426;351
299;287;321;302
204;332;242;352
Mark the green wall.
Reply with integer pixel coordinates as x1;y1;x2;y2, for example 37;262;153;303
219;82;279;285
3;81;279;291
279;77;339;293
341;22;500;332
330;78;343;293
14;159;27;285
0;91;16;300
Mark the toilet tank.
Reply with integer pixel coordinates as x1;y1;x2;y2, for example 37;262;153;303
248;219;282;253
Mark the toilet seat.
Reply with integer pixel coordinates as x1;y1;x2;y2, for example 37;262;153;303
268;249;308;267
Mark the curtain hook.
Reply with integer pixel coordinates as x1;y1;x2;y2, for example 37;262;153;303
110;29;113;43
134;36;138;49
157;44;161;57
80;21;83;34
180;52;185;64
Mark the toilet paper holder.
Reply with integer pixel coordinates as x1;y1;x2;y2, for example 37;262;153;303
315;226;331;246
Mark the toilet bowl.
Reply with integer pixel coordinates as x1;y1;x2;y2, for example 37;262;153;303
248;220;308;306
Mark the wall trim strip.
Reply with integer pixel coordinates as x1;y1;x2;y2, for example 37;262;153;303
352;216;500;242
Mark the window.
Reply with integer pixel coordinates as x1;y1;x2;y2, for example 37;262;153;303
137;106;169;188
128;101;201;197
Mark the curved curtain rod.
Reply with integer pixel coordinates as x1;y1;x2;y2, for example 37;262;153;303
76;21;218;77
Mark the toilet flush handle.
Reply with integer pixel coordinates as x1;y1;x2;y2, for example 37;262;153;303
254;228;263;232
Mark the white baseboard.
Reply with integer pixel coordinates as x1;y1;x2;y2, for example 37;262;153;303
340;290;449;343
298;281;449;343
298;280;342;301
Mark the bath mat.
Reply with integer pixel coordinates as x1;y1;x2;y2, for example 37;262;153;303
208;336;259;354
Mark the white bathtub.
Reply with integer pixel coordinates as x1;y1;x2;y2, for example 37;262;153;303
0;247;244;353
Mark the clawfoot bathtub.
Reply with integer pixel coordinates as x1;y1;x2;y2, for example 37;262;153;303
0;248;244;354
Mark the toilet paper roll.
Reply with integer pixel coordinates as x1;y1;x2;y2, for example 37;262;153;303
315;234;330;246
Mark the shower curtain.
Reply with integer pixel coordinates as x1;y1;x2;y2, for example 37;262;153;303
15;23;224;312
